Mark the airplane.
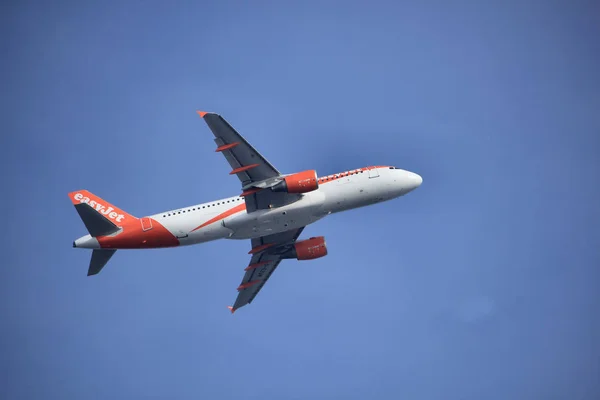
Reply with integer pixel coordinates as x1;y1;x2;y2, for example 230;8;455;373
70;111;422;313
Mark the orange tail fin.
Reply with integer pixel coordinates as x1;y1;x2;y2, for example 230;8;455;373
68;190;137;226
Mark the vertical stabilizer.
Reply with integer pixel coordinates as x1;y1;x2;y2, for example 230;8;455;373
74;203;119;237
68;190;137;228
69;190;134;275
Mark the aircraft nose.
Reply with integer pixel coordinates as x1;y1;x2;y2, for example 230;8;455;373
405;171;422;193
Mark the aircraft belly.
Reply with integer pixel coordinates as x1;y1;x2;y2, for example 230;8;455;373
227;213;320;239
321;181;360;212
224;191;325;240
161;214;231;245
320;174;394;212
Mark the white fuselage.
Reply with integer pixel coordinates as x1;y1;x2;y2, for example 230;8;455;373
148;166;422;246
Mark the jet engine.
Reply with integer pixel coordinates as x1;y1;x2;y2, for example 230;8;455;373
280;236;328;260
271;170;319;194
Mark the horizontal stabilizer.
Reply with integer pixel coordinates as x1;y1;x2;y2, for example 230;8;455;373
74;203;119;237
88;249;117;276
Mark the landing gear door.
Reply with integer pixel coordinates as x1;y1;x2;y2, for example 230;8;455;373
368;168;380;179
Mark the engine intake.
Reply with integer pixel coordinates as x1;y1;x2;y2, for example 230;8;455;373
280;236;328;260
272;170;319;194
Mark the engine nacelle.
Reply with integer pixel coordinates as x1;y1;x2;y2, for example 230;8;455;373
278;236;327;260
295;236;328;260
271;170;319;194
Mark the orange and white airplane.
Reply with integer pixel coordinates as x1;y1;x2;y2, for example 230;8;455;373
70;111;422;312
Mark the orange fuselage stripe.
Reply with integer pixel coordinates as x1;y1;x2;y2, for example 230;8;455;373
191;203;246;232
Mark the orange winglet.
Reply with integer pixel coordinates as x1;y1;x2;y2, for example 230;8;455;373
248;243;274;254
241;188;261;197
227;306;236;314
230;164;260;175
244;261;270;271
196;111;208;118
215;142;239;152
237;280;261;291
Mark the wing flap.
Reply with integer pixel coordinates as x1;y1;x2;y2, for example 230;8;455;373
198;111;281;186
196;111;305;211
233;256;282;310
229;227;305;312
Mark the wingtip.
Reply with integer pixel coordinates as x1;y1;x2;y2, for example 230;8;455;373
227;306;236;314
196;110;208;118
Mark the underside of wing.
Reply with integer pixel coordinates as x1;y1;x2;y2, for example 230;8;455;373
198;111;281;186
197;111;311;212
242;190;304;213
229;228;305;313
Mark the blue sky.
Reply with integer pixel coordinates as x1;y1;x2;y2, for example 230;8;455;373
3;1;599;399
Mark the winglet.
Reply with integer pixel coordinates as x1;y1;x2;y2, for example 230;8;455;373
227;306;236;314
196;111;208;118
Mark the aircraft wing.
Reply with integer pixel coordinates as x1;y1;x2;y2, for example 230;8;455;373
229;227;304;313
197;111;281;186
197;111;299;212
